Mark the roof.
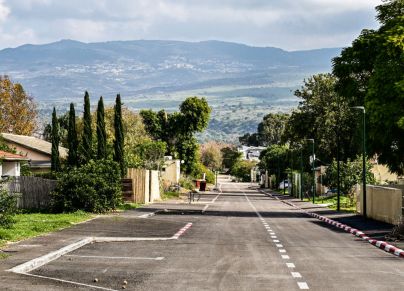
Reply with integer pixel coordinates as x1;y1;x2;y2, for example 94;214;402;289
1;133;68;159
0;150;28;161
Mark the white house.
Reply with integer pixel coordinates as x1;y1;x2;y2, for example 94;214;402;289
0;150;28;178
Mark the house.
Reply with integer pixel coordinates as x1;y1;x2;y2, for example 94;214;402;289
238;146;266;161
1;133;68;173
0;150;28;178
161;157;181;185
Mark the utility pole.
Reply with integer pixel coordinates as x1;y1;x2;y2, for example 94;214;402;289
306;139;315;204
352;106;367;218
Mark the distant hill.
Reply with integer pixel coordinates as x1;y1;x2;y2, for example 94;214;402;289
0;39;342;142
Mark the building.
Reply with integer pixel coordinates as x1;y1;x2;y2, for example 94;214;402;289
0;150;28;178
161;157;181;185
238;146;266;161
1;133;68;173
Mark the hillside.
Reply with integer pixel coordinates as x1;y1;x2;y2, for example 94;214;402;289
0;39;341;142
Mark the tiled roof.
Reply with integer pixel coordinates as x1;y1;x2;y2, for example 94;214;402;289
0;150;28;161
1;133;68;159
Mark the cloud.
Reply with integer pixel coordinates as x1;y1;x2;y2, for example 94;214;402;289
0;0;383;50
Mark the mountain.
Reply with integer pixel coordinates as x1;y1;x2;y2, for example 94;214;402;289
0;39;342;142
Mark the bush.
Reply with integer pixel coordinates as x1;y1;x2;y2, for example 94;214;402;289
179;176;195;190
0;188;17;228
231;160;256;182
51;159;122;213
191;163;215;184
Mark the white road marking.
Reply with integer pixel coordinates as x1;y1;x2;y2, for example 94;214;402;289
271;235;277;238
286;263;295;268
270;232;275;235
138;212;155;218
297;282;309;289
65;255;165;260
273;240;280;243
276;244;283;248
281;255;290;259
202;204;209;213
291;272;302;278
279;249;287;253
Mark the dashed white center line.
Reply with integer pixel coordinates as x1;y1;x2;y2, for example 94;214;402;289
291;272;302;278
276;244;283;248
279;249;287;253
298;282;310;289
271;235;277;238
273;240;280;243
281;255;290;259
286;263;295;268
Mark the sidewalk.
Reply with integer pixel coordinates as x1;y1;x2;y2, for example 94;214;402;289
261;189;404;251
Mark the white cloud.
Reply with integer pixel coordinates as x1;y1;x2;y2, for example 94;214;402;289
0;0;10;23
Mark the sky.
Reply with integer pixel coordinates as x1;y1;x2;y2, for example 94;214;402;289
0;0;383;51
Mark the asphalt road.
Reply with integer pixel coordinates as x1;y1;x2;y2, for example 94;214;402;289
2;180;404;290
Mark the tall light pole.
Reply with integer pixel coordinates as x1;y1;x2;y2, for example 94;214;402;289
352;106;367;218
306;139;315;204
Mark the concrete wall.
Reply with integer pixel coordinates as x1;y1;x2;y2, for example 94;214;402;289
162;160;180;184
356;184;403;224
149;170;160;202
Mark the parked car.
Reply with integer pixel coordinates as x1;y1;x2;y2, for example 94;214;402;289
279;180;289;190
325;188;337;196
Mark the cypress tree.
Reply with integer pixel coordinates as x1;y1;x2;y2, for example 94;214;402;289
67;103;78;167
51;107;61;172
96;96;107;159
114;94;125;177
82;91;93;164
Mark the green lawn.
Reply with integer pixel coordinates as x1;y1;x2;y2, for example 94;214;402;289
0;211;93;248
117;203;142;211
303;195;356;212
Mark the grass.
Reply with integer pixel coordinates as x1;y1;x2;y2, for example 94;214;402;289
302;195;356;213
161;191;180;200
0;211;93;249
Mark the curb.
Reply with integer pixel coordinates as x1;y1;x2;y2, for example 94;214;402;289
262;190;404;259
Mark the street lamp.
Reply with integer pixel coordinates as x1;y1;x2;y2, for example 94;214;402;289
352;106;367;218
306;139;316;204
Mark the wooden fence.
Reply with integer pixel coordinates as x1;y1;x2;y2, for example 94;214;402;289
7;176;57;209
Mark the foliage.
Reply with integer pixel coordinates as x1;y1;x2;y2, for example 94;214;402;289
0;211;92;247
259;144;289;183
231;160;256;182
332;0;404;174
133;140;166;170
221;146;242;171
51;108;61;172
96;97;107;160
283;74;359;164
43;112;69;147
191;163;215;184
161;191;180;200
0;75;37;135
114;94;126;177
239;133;259;146
323;157;376;195
140;96;211;174
81;91;93;164
51;160;122;213
0;187;17;228
257;113;289;146
67;103;78;167
179;176;195;190
200;142;223;170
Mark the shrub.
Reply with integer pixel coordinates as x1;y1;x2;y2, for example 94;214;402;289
0;187;17;228
179;176;195;190
231;160;256;182
51;159;122;213
191;163;215;184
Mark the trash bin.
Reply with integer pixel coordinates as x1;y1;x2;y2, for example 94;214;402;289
199;180;206;191
193;179;201;189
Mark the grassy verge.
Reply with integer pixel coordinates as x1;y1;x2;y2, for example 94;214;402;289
302;195;356;212
0;211;93;249
161;191;180;200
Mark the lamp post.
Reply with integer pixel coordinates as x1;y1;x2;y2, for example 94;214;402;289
352;106;367;218
306;139;315;204
300;147;303;201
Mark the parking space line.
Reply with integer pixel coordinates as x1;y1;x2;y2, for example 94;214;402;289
65;255;165;260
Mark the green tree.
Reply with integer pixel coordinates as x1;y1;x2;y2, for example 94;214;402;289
231;160;256;182
96;97;107;160
323;157;376;195
257;113;289;146
81;91;93;164
67;103;78;167
221;146;242;170
283;74;358;164
239;133;259;146
333;0;404;174
135;140;167;170
43;112;69;147
179;96;211;133
114;94;125;177
259;144;289;185
51;107;61;172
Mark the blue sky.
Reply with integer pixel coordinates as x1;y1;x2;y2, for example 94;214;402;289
0;0;383;50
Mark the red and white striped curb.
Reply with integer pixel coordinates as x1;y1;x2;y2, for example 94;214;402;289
172;222;193;239
264;191;404;259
